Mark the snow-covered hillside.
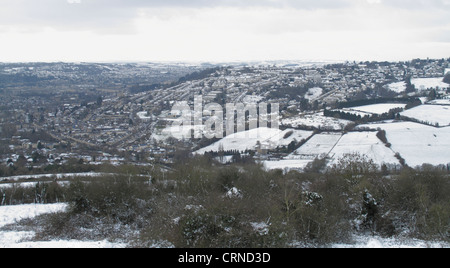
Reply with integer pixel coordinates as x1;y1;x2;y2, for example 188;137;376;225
359;121;450;167
345;103;407;115
327;131;398;166
282;112;351;130
195;128;314;154
387;77;449;93
0;203;447;248
412;77;449;91
400;104;450;127
0;204;125;248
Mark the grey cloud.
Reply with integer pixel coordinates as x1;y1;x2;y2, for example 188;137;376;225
0;0;448;34
382;0;450;10
0;0;353;33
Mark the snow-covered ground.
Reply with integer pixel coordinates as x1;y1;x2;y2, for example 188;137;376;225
290;132;343;159
346;103;407;115
0;203;126;248
328;131;399;166
332;235;449;248
263;159;312;172
388;81;407;93
428;99;450;105
282;112;351;130
0;172;107;182
0;204;446;248
387;77;449;93
195;127;314;154
337;103;407;118
277;131;399;171
400;104;450;127
359;121;450;167
304;87;323;101
412;77;449;91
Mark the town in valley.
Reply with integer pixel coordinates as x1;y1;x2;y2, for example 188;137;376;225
1;58;450;180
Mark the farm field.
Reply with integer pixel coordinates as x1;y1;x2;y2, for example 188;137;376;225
328;131;399;166
387;77;449;92
400;104;450;127
282;112;351;130
195;127;314;154
359;121;450;167
412;77;449;91
289;132;343;159
345;103;407;115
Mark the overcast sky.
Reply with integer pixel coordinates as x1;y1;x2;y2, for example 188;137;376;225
0;0;449;62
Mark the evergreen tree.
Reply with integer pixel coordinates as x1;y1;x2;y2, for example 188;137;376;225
405;75;415;93
444;72;450;84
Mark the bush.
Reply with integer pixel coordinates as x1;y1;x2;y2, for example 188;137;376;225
385;167;450;240
18;158;448;247
66;176;153;225
444;72;450;84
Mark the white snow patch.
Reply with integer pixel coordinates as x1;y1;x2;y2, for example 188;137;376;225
359;121;450;167
250;222;270;236
0;203;126;248
282;112;351;130
195;128;313;154
328;131;399;166
332;235;449;248
412;77;449;91
0;172;107;182
388;81;407;93
428;99;450;105
347;103;406;115
291;132;342;159
387;78;449;93
305;87;323;101
263;159;312;172
225;187;243;199
400;104;450;127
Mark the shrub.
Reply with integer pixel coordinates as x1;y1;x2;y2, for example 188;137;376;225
66;176;153;225
385;167;450;240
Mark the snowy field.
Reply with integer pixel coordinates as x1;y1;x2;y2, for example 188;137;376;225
304;87;323;101
428;99;450;105
400;105;450;127
195;128;314;154
359;121;450;167
387;77;449;92
388;81;407;93
333;235;448;248
0;172;106;182
282;112;351;130
0;203;447;248
290;133;342;159
263;159;312;172
412;77;449;91
346;103;407;115
0;203;126;248
328;131;399;166
281;131;399;170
